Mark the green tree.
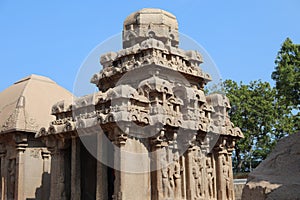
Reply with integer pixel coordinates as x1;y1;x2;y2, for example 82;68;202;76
223;80;278;172
271;38;300;110
271;38;300;131
208;39;299;172
222;38;300;173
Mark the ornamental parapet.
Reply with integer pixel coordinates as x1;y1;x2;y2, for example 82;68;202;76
37;83;243;140
91;38;211;92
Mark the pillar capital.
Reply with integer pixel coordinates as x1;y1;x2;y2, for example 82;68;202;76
112;126;128;147
16;143;27;152
41;149;51;159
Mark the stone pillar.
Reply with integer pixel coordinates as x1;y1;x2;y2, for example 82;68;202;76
112;127;128;200
49;147;58;200
71;137;81;200
15;143;27;200
215;137;234;200
227;153;234;200
180;154;186;200
41;150;51;200
42;150;51;173
227;139;236;200
151;130;165;200
0;146;6;200
186;145;208;200
185;146;196;200
172;148;184;200
49;147;66;200
96;132;107;200
205;154;217;200
215;151;225;200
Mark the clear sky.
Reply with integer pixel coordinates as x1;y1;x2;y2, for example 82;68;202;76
1;0;299;94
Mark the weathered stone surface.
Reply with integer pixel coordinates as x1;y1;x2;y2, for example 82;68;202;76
0;74;73;200
242;132;300;200
234;179;246;200
123;8;179;48
0;74;73;133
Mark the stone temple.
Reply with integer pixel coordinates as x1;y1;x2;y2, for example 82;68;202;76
0;8;243;200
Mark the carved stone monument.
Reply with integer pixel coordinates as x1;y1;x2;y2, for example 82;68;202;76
36;8;244;200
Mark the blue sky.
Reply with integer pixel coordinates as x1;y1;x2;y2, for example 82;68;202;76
1;1;299;94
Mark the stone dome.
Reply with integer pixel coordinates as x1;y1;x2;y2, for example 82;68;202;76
0;74;73;134
123;8;179;48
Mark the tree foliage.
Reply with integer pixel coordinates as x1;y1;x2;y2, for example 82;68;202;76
271;38;300;132
223;80;278;172
222;38;299;172
271;38;300;110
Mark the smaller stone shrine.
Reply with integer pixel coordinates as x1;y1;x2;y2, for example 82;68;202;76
0;75;73;200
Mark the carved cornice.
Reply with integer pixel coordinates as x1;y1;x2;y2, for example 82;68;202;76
91;42;211;91
213;136;236;154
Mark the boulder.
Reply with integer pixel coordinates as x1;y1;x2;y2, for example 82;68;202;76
242;132;300;200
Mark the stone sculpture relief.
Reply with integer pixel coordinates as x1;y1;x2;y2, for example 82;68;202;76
160;150;183;200
222;155;232;200
161;158;171;198
206;156;215;199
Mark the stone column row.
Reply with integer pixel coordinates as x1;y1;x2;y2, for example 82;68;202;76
148;133;236;200
151;129;186;200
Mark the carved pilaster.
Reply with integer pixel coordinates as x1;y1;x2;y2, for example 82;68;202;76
40;149;51;200
205;154;217;200
48;139;68;200
0;145;7;200
15;142;27;200
226;138;236;200
49;148;67;200
71;137;81;200
150;129;166;200
96;133;107;200
185;146;195;200
112;126;128;200
41;150;51;173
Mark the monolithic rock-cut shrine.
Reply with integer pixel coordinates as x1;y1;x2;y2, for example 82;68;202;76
0;8;243;200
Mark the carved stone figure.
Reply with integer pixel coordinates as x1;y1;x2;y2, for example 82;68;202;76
192;156;202;198
206;157;215;199
161;156;172;198
193;156;205;198
173;153;182;198
222;156;231;199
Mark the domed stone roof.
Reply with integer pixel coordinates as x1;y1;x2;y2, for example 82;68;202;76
123;8;179;48
0;74;73;134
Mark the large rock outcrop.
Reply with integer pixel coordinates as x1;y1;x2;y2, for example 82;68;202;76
242;132;300;200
